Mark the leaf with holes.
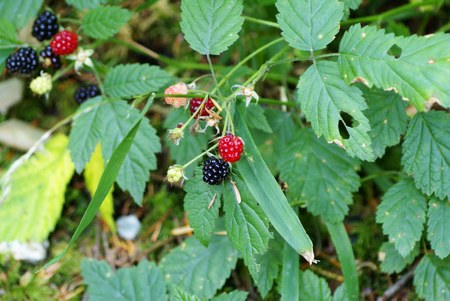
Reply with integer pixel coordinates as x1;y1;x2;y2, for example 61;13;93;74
278;128;360;222
104;64;172;98
159;236;239;299
275;0;343;51
413;255;450;301
376;178;427;257
0;0;42;29
0;135;74;242
299;270;332;301
180;0;244;55
297;60;375;161
68;97;161;204
401;111;450;199
379;242;419;274
223;177;271;278
81;259;167;301
82;6;131;39
339;25;450;110
362;86;408;158
184;168;222;246
427;198;450;258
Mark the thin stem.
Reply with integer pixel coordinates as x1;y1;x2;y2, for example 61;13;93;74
52;62;75;81
243;16;279;28
179;95;210;132
92;63;104;93
60;17;82;24
360;171;401;183
182;143;219;168
206;54;221;96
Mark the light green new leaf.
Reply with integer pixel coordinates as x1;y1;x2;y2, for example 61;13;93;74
299;270;332;301
0;0;42;29
239;103;272;133
82;6;131;39
0;19;18;65
278;128;360;222
427;198;450;259
212;291;248;301
362;86;408;158
160;236;239;300
69;97;161;204
81;259;167;301
223;177;271;278
104;64;172;98
275;0;343;51
379;242;419;274
401;111;450;199
180;0;244;55
279;243;299;301
234;109;315;264
0;135;74;242
297;60;375;161
376;178;427;257
171;287;201;301
339;25;450;110
413;255;450;301
184;168;222;246
253;238;283;298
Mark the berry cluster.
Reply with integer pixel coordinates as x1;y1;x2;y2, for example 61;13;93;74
74;85;101;104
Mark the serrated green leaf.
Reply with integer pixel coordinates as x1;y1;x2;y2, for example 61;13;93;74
234;109;314;263
84;144;115;232
278;128;360;222
171;287;201;301
163;108;210;177
427;198;450;258
160;236;238;299
253;237;283;298
223;177;271;278
66;0;109;10
0;19;18;65
275;0;343;51
184;168;222;246
376;178;427;257
0;135;74;242
211;291;248;301
379;242;419;274
341;0;361;10
81;259;167;301
297;60;375;161
413;255;450;301
332;284;349;301
82;6;131;39
104;64;172;98
299;270;332;301
339;25;450;110
279;242;299;301
239;103;272;133
401;111;450;199
0;0;42;29
69;97;161;204
180;0;244;55
362;86;408;158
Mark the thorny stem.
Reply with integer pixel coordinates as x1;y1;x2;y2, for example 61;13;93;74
182;143;219;169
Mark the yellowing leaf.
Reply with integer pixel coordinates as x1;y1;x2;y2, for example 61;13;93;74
84;144;115;232
0;134;74;242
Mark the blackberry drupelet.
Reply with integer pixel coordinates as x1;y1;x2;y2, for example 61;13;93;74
40;46;61;70
32;11;59;41
6;47;39;74
202;156;230;185
74;85;101;104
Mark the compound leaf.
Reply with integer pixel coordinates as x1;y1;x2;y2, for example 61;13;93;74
427;198;450;258
297;60;375;161
376;178;427;257
299;270;332;301
401;111;450;199
180;0;244;55
413;255;450;301
0;135;74;242
278;128;360;222
81;259;167;301
104;64;172;98
82;6;131;39
275;0;343;51
0;0;42;29
160;236;238;300
379;242;419;274
339;25;450;110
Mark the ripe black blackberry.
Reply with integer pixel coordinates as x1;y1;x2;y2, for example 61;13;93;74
40;46;61;70
6;47;39;74
202;156;230;185
74;85;101;104
32;11;59;41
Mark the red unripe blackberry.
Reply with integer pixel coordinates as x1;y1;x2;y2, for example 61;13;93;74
32;11;59;41
218;134;244;163
6;47;39;74
202;156;230;185
189;98;214;119
50;30;78;55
